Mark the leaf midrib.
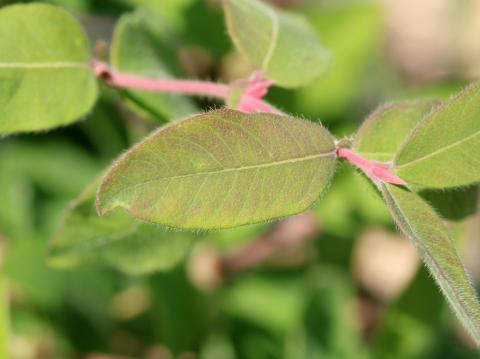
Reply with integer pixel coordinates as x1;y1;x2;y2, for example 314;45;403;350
114;150;335;190
395;128;480;169
225;0;279;71
260;1;279;71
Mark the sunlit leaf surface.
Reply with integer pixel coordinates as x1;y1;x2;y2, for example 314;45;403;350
0;3;97;134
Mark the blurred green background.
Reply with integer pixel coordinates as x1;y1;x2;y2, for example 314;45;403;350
0;0;479;358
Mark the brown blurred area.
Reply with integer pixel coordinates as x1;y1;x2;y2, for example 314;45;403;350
385;0;480;83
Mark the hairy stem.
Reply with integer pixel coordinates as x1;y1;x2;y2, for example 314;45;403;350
90;60;282;114
91;60;229;98
337;147;407;186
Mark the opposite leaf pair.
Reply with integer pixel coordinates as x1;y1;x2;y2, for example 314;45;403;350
352;90;480;344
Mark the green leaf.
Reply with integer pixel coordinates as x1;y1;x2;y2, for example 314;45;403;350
111;9;197;123
0;3;98;135
97;109;336;229
394;83;480;188
223;0;331;88
353;100;440;162
380;183;480;344
48;179;195;275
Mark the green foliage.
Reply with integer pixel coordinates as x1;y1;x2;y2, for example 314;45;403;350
224;0;330;88
111;9;197;122
48;178;196;274
352;96;480;343
419;186;479;221
97;109;337;229
0;3;97;134
353;100;440;162
221;276;306;334
395;83;480;188
0;140;100;239
296;3;382;120
1;0;480;356
373;268;444;358
380;184;480;344
0;276;8;359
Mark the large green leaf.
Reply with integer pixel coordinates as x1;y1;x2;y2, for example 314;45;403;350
353;100;440;162
0;3;98;135
97;109;336;229
380;183;480;344
223;0;330;88
394;83;480;188
111;9;197;123
48;179;195;274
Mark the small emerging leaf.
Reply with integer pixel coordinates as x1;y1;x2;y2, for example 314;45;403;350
48;179;195;275
353;100;440;162
395;83;480;188
0;3;98;134
224;0;331;88
111;9;197;123
380;183;480;344
97;109;337;229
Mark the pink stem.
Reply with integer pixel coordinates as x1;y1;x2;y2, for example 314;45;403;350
92;62;401;185
337;148;407;186
110;73;230;98
239;95;284;114
91;60;282;115
91;60;229;99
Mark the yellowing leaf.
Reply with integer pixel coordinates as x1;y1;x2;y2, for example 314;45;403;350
224;0;331;88
353;100;440;162
97;109;336;229
0;3;98;134
394;83;480;188
380;184;480;344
